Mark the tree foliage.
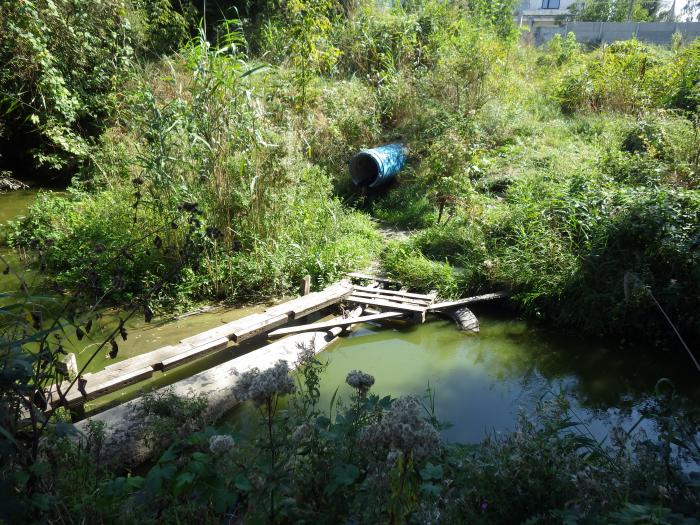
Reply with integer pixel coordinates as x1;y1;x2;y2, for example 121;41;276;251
567;0;663;22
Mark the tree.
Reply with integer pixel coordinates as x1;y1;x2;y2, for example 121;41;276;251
567;0;662;22
683;0;700;21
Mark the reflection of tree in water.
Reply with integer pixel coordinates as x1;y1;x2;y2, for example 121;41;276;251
475;311;700;417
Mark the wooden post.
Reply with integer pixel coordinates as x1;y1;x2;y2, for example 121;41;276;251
56;353;78;380
300;275;311;296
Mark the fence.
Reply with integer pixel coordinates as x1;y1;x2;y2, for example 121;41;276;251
534;22;700;46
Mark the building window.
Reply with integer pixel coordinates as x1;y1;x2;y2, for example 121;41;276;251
542;0;560;8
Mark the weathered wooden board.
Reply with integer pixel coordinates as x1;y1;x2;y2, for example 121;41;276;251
72;311;362;468
103;344;189;373
47;281;354;409
350;290;431;306
264;281;353;319
231;313;290;343
268;311;405;339
345;295;427;314
58;367;155;407
161;337;230;371
427;291;509;311
353;285;434;301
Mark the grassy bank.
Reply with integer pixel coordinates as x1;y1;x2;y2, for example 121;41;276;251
373;36;700;343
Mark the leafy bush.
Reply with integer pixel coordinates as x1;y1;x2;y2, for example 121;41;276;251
12;31;380;306
553;40;671;113
0;0;202;178
0;0;134;174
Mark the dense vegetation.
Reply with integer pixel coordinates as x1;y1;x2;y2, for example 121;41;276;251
2;0;700;523
5;1;700;343
8;353;700;524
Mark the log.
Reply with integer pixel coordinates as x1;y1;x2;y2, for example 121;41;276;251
72;310;363;468
268;311;405;339
427;291;509;311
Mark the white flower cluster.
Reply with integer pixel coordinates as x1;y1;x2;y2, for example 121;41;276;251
295;343;316;366
292;422;313;442
345;370;375;394
232;360;296;405
360;395;441;460
209;434;235;455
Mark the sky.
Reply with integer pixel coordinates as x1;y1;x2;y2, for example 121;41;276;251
674;0;691;18
666;0;688;14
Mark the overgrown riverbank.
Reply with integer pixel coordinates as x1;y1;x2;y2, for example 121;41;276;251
5;2;700;343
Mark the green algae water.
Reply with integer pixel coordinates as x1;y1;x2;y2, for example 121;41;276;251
3;188;699;443
0;186;40;293
316;315;700;444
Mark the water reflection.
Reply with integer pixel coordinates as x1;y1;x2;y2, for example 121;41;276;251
319;314;700;444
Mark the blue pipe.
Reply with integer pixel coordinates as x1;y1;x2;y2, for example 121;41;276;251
349;143;407;188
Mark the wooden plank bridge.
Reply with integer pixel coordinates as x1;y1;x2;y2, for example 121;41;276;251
47;276;507;413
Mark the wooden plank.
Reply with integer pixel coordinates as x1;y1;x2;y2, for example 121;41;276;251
291;293;351;319
347;272;398;284
353;285;434;301
59;367;155;407
103;344;189;373
350;290;432;306
428;291;509;311
231;313;290;343
180;310;290;346
345;295;427;314
46;281;354;409
161;337;230;371
266;281;353;319
268;311;405;339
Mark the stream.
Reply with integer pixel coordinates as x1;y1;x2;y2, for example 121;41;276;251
2;188;699;445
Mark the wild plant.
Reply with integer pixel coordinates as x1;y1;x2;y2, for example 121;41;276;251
0;181;215;522
285;0;339;109
232;360;296;523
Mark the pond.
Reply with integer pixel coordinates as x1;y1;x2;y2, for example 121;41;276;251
2;188;699;445
317;315;700;444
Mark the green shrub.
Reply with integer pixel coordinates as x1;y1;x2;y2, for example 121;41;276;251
553;40;670;114
9;189;192;304
0;0;134;174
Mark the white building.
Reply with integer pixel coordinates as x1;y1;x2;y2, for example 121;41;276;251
515;0;578;29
